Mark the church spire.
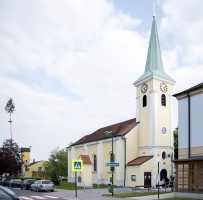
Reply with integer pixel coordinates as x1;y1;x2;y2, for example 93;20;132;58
134;15;175;86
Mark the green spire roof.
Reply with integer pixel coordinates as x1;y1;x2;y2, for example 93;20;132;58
134;16;175;86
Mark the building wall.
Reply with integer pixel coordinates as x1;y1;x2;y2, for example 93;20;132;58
190;93;203;147
178;92;203;158
22;151;31;165
136;79;173;149
26;161;45;177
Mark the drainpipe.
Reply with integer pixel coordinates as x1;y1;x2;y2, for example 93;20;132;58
187;92;191;158
122;137;126;186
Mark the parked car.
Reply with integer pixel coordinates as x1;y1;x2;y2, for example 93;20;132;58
8;179;22;188
2;178;11;187
0;185;20;200
0;178;3;186
31;180;54;192
21;179;36;190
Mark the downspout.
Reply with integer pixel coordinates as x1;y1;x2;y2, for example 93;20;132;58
187;92;191;158
122;137;126;186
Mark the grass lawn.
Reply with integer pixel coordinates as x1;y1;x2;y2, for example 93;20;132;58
103;192;169;198
55;181;109;190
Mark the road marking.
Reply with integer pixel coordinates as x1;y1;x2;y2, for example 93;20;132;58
19;195;64;199
19;197;33;200
43;195;59;199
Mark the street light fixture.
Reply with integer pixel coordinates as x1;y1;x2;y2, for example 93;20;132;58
104;130;114;196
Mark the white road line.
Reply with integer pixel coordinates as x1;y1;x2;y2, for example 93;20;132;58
30;196;47;199
43;195;59;199
19;197;33;200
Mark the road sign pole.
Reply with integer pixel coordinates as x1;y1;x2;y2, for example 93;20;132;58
75;171;77;197
111;134;114;197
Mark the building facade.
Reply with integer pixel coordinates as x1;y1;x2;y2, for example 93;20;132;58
67;15;175;187
21;147;45;178
173;83;203;193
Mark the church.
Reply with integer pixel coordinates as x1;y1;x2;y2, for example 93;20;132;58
67;14;175;187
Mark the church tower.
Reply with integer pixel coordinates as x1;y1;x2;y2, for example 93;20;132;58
134;14;175;180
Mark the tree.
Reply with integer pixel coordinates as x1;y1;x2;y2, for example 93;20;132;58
44;148;68;179
0;139;22;176
5;98;15;140
174;127;178;160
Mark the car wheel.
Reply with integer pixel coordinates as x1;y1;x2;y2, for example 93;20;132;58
51;190;54;192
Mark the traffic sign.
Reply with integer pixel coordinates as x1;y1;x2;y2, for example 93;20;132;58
106;162;119;167
72;159;83;172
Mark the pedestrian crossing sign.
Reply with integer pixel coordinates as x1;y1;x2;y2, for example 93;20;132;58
72;159;83;172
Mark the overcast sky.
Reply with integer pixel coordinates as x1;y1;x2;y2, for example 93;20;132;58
0;0;203;161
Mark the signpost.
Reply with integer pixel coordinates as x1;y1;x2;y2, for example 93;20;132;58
72;160;83;197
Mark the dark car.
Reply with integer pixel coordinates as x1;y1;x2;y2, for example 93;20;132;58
21;179;36;190
8;179;22;188
0;185;20;200
2;178;11;187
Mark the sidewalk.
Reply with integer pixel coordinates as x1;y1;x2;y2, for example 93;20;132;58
55;187;174;200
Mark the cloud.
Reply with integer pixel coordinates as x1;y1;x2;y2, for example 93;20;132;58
0;0;147;160
0;0;202;160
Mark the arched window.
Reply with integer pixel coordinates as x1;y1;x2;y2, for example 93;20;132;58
161;94;166;106
162;151;166;160
93;154;97;172
110;152;115;172
143;95;147;107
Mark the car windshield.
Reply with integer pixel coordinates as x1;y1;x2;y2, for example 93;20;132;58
42;181;53;184
28;180;35;183
14;179;21;182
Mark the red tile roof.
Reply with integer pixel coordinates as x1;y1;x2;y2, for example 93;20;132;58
127;156;153;166
80;155;92;164
71;118;138;146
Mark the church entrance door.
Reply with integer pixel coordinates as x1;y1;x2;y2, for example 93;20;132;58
144;172;151;187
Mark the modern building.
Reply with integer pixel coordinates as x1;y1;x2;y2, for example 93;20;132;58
67;14;175;187
173;83;203;193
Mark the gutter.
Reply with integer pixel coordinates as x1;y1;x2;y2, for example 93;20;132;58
187;92;191;158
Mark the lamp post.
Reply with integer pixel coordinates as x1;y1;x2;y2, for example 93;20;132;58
157;154;160;200
104;131;114;196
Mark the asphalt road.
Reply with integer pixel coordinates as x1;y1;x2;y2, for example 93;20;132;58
8;187;121;200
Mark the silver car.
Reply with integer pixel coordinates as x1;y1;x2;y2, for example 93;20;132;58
30;180;54;192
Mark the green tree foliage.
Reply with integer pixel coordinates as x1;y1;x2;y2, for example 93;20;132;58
174;127;178;159
5;98;16;140
44;148;68;179
0;139;22;176
5;98;15;115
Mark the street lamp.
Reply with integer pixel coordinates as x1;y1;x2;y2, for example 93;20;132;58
104;130;114;196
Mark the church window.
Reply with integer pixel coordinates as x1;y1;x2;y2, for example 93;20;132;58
110;152;115;172
143;95;147;107
162;151;166;160
161;94;166;106
93;154;97;172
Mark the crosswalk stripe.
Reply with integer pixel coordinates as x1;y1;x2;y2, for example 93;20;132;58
30;196;46;199
43;195;59;199
19;197;33;200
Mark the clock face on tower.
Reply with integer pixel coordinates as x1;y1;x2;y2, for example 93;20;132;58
141;83;148;94
160;82;168;93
